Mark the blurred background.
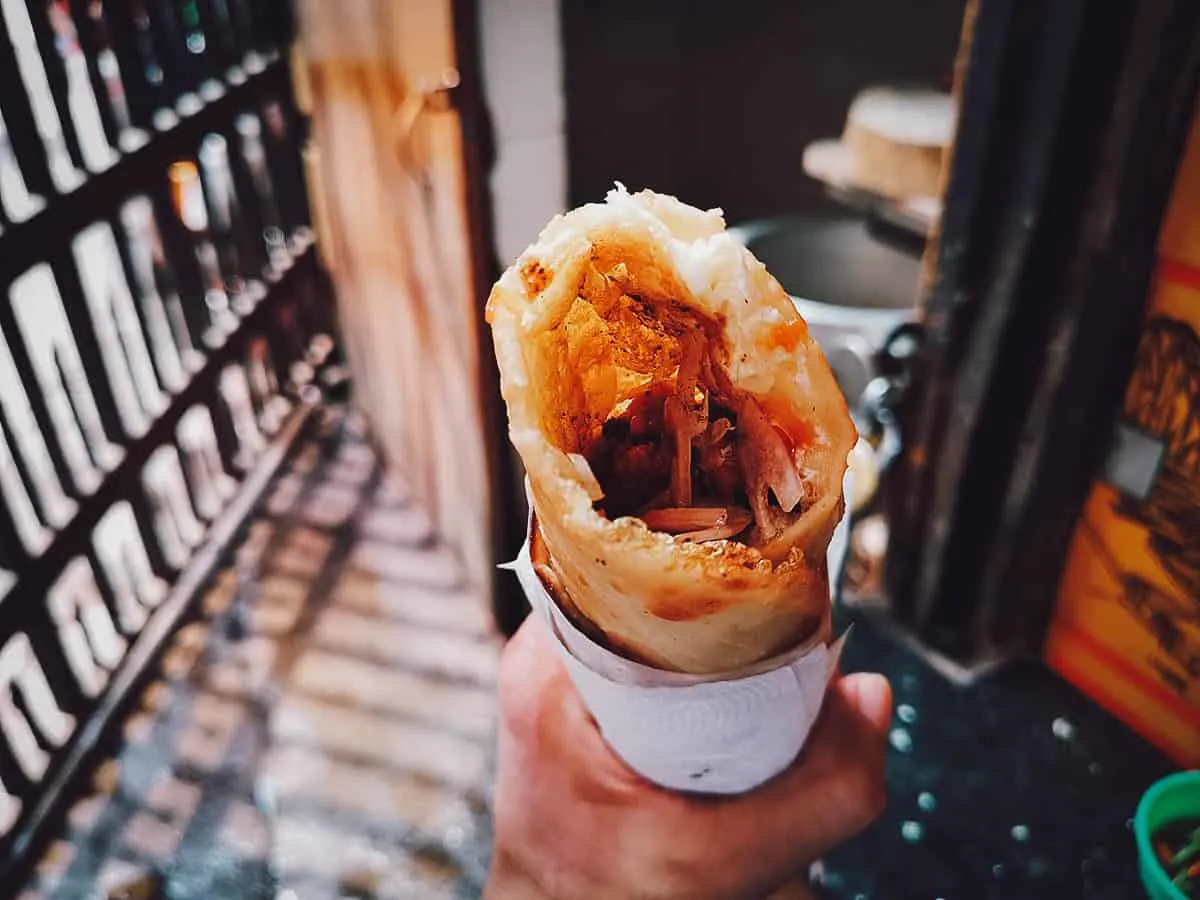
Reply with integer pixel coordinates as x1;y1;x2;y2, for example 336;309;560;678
0;0;1195;898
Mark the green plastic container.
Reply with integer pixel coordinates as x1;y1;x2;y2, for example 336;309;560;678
1136;771;1200;900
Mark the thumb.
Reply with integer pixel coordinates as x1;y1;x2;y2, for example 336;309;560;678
839;672;893;737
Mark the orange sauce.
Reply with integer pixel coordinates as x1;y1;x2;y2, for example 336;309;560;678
763;319;809;353
520;258;552;296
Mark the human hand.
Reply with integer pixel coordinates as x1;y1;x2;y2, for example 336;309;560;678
484;617;892;900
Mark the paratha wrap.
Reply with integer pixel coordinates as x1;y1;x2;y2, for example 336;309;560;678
487;187;856;674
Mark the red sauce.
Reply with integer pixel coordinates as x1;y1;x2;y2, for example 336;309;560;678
763;320;809;353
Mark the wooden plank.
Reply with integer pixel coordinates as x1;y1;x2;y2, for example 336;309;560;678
295;0;494;603
885;0;1200;662
975;0;1200;655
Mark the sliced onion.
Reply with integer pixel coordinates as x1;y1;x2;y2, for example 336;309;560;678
665;334;708;506
676;507;753;543
664;396;694;505
738;397;806;522
640;505;749;535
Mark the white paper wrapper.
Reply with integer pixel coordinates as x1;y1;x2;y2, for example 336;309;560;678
502;480;851;796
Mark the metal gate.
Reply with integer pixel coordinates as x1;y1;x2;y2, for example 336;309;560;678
0;0;333;882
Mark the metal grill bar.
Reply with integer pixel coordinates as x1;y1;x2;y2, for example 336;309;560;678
0;0;334;883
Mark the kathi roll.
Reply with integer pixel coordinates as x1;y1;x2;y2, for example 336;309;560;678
487;186;857;674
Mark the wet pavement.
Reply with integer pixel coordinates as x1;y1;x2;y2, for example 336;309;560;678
17;409;499;899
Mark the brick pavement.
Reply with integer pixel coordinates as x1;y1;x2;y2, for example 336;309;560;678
19;410;500;899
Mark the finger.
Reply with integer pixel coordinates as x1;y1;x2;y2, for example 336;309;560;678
722;675;890;864
496;615;559;736
498;615;557;699
766;877;821;900
839;672;893;738
497;616;646;796
796;672;892;775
